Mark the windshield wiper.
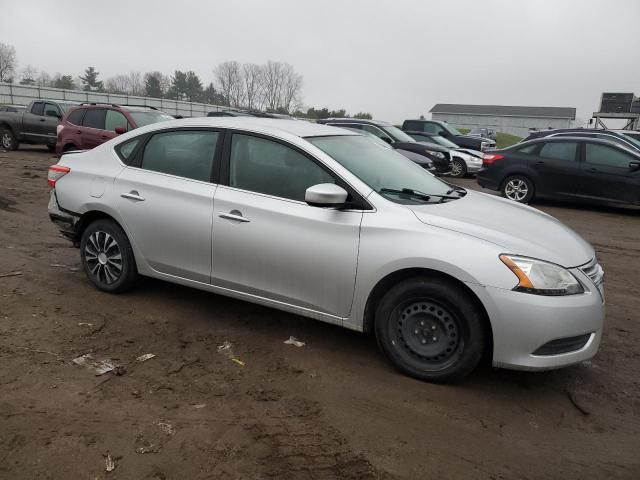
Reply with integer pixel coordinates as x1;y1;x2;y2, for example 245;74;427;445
445;186;467;196
379;188;459;202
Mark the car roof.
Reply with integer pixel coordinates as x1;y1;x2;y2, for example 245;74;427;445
512;135;640;154
120;117;357;139
321;118;393;127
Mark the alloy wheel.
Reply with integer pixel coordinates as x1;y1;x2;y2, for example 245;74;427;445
1;132;12;149
84;231;123;285
504;179;528;201
451;160;464;177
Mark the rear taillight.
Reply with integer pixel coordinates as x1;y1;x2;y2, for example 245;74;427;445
47;165;70;188
482;154;504;166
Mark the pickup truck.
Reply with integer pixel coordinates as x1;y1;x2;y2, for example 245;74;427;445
402;119;496;151
0;100;77;151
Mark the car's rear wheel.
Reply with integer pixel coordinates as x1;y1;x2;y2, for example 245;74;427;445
374;276;487;382
450;158;467;178
80;219;137;293
47;145;56;153
1;128;18;150
502;175;534;203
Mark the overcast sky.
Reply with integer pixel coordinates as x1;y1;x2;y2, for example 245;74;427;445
2;0;639;123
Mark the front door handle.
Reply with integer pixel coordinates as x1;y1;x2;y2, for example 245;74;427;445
589;167;598;173
39;118;46;122
534;160;544;166
121;191;145;202
219;211;250;223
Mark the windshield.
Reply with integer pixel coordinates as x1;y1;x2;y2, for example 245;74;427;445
128;111;175;127
444;123;463;136
430;135;459;148
307;135;458;203
619;133;640;148
60;103;77;112
383;125;416;143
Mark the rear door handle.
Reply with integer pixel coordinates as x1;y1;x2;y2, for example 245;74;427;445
219;211;250;223
76;130;82;134
535;160;544;166
121;191;145;201
589;167;598;173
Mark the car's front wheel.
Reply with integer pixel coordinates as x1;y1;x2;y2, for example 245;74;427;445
375;276;487;382
450;158;467;178
501;175;534;203
80;219;138;293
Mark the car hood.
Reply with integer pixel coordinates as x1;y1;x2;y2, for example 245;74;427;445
409;190;594;268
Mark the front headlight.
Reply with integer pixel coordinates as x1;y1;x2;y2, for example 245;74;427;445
499;255;584;296
425;150;445;159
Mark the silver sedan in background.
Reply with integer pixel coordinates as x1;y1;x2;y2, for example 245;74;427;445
47;118;605;382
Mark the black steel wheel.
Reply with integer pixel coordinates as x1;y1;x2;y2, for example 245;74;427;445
375;276;487;382
80;219;137;293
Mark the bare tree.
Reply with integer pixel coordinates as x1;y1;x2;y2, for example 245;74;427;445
261;60;284;111
36;71;51;87
19;64;38;85
280;64;303;113
214;61;244;107
105;75;130;94
125;71;145;96
242;63;263;111
0;42;17;82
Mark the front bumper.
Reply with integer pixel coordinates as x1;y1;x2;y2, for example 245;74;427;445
466;268;605;370
48;190;80;241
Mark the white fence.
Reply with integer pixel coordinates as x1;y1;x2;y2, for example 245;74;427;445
0;82;229;117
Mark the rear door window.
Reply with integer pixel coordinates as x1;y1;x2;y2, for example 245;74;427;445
516;144;539;154
404;121;421;131
585;143;635;168
539;142;578;161
82;109;107;130
140;130;219;182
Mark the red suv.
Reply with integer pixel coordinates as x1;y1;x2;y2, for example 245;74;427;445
56;103;174;154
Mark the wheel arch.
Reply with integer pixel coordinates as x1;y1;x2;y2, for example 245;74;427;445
362;267;494;358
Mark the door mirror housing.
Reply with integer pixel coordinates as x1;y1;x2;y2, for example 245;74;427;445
305;183;348;208
114;126;127;135
629;161;640;172
382;136;393;144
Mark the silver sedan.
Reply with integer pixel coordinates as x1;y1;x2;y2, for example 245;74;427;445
47;118;605;382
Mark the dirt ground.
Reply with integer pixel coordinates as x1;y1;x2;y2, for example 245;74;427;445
1;147;639;480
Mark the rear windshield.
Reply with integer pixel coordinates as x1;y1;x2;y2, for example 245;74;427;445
128;111;174;127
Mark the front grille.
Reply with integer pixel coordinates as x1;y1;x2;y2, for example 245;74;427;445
532;333;592;356
581;258;604;288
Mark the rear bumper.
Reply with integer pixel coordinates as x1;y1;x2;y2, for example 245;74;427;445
466;273;605;370
48;190;80;241
476;172;500;191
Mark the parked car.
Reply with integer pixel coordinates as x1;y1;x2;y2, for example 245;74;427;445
317;118;451;174
522;128;640;153
56;103;174;154
468;127;497;141
402;119;496;151
405;131;483;177
0;99;77;151
48;118;604;383
477;136;640;206
341;126;437;174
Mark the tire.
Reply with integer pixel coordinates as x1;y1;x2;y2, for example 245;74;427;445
450;158;467;178
501;175;534;203
1;128;19;150
80;219;138;293
47;145;56;153
374;276;487;383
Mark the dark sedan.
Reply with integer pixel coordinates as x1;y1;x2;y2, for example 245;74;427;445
477;137;640;206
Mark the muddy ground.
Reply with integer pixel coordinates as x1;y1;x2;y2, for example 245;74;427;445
0;147;638;480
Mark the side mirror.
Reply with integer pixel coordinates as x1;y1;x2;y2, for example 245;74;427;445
439;130;449;137
305;183;348;208
46;110;61;118
382;137;393;144
114;126;127;135
629;161;640;172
